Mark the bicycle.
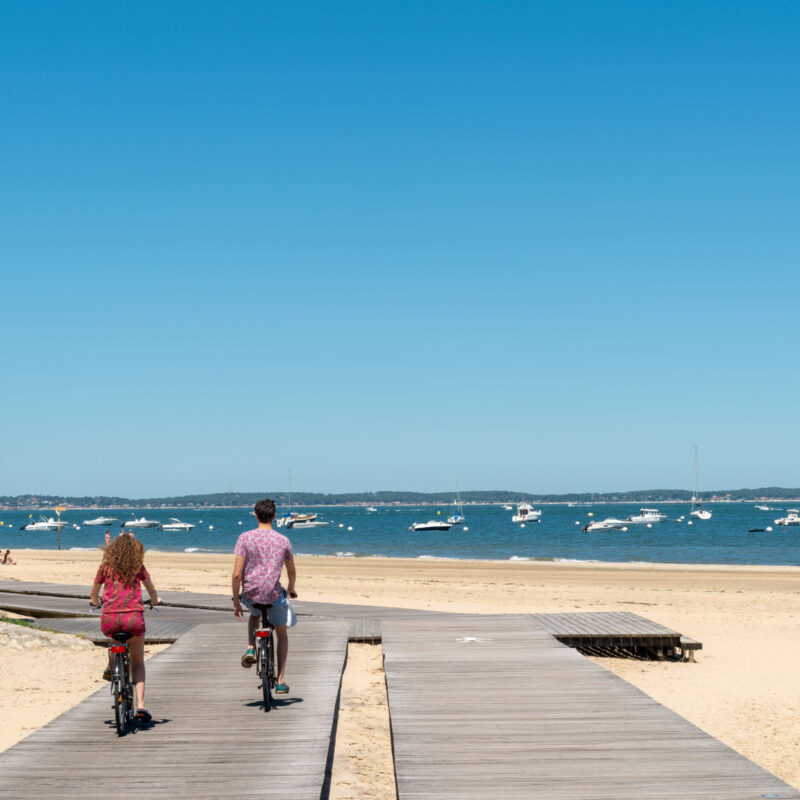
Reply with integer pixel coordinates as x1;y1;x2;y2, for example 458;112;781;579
91;599;158;735
252;602;277;712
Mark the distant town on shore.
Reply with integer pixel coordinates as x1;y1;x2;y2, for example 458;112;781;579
3;488;800;510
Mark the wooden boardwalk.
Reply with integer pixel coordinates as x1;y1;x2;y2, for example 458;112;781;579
3;579;797;798
0;620;348;799
382;614;799;799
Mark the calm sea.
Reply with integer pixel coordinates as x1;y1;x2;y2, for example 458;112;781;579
2;504;799;566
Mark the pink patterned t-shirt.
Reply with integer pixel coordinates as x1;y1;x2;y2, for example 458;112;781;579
234;527;294;604
95;565;150;613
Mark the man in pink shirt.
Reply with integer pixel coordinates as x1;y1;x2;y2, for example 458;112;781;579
232;498;297;693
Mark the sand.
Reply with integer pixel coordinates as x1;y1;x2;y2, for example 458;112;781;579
1;549;798;788
0;612;166;752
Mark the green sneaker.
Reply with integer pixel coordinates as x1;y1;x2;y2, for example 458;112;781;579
241;647;256;668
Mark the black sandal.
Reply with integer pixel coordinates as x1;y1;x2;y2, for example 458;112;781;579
136;708;152;723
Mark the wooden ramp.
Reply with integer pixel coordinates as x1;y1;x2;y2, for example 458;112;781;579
0;619;348;799
382;614;799;800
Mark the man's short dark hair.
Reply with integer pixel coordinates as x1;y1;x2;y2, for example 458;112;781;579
254;498;277;524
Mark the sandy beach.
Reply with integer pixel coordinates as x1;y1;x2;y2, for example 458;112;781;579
1;549;798;789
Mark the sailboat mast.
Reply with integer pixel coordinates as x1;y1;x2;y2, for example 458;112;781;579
693;446;699;508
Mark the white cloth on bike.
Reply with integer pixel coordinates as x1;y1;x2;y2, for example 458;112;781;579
239;589;297;628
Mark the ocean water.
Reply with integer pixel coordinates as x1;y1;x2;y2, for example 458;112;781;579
1;504;798;566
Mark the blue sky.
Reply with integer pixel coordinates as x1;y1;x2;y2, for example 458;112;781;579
2;2;799;496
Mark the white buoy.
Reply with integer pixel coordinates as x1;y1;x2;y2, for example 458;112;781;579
75;526;81;530
622;526;628;532
575;521;580;525
199;520;203;523
339;523;344;528
588;512;594;517
347;526;353;531
238;521;242;525
209;525;214;530
687;520;693;525
646;523;652;528
463;526;469;531
766;526;773;532
520;523;525;528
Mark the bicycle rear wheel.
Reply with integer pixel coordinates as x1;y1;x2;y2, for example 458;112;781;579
266;636;272;711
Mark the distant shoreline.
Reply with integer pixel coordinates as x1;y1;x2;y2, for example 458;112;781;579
4;499;800;511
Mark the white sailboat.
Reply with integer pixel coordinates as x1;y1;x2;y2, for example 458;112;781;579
690;446;712;520
275;469;294;528
447;471;465;525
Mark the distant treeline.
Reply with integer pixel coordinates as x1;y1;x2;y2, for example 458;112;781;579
3;487;800;508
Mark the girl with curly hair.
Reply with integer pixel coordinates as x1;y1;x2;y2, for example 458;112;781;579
90;533;160;722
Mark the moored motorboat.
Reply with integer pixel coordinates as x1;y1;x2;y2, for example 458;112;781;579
20;517;67;532
581;518;628;533
83;516;119;526
626;508;667;524
122;517;161;528
159;518;196;531
409;520;452;532
512;503;541;523
774;510;800;526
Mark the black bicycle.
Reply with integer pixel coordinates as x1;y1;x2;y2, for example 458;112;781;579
252;602;277;712
91;599;157;734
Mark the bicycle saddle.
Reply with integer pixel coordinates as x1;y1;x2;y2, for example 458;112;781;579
252;602;273;611
111;632;133;643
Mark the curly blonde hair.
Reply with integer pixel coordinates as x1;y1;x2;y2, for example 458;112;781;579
102;534;145;586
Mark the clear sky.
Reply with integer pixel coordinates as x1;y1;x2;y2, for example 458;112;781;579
2;2;799;497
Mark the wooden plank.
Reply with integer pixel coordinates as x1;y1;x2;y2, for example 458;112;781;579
0;619;349;799
382;615;797;799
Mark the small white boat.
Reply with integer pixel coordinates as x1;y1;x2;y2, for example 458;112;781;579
689;446;712;520
774;510;800;526
755;505;771;511
502;505;513;511
83;516;119;526
159;518;196;531
582;518;628;533
366;507;378;512
627;508;667;524
122;517;161;528
409;520;452;532
512;503;541;523
20;516;67;532
288;520;330;529
447;476;466;525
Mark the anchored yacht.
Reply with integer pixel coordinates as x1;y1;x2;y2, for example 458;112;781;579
512;503;541;523
409;520;452;532
122;517;161;529
774;510;800;526
159;518;196;531
83;516;119;526
627;508;667;524
20;517;67;532
582;518;628;533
